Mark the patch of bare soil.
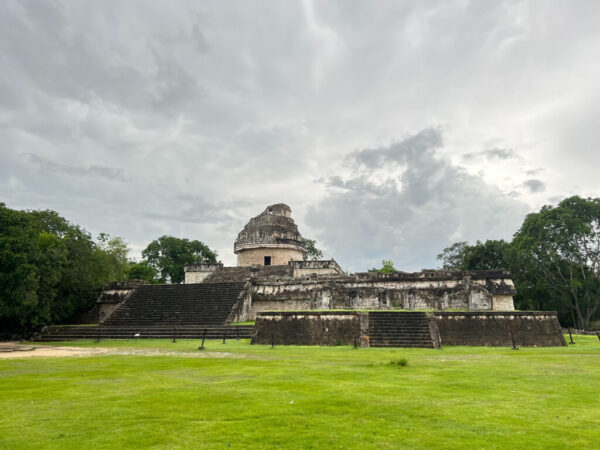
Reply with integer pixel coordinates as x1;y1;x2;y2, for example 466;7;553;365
0;342;266;360
0;343;102;359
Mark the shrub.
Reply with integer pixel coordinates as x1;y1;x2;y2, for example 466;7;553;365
389;358;408;367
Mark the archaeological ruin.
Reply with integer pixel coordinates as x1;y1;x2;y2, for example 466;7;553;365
40;203;566;347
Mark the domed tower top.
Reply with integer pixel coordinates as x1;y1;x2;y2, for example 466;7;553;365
234;203;305;266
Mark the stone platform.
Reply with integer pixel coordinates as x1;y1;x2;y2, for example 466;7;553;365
253;310;566;348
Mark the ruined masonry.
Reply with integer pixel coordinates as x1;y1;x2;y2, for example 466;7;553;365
40;203;565;346
184;203;517;322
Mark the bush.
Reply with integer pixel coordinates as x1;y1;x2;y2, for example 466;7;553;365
389;358;408;367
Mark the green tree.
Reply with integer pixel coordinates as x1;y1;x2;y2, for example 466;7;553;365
436;241;469;269
142;235;217;283
93;234;130;283
0;203;138;334
509;196;600;329
303;238;323;261
369;260;397;273
0;204;119;333
128;261;159;283
437;240;510;270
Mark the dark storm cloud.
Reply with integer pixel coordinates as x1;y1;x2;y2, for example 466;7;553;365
24;153;127;181
1;0;600;266
307;128;529;271
351;128;444;169
522;179;546;193
0;0;203;120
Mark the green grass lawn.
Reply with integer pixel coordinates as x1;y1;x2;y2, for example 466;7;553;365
1;337;599;449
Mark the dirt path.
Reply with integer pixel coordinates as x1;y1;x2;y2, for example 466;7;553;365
0;343;103;359
0;342;264;360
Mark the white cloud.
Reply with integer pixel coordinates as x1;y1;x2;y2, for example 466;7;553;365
306;128;529;271
1;0;600;268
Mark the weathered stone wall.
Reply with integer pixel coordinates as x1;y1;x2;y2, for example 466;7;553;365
184;263;224;284
99;303;121;323
244;270;517;314
250;298;314;319
290;260;344;277
185;272;209;284
254;311;566;348
253;311;362;345
237;247;304;266
492;295;515;311
433;311;567;347
226;282;253;324
96;280;147;324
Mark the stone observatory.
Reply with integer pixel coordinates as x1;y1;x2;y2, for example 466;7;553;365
47;201;569;349
234;203;306;266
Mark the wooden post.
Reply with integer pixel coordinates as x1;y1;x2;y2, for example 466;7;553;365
236;326;240;341
172;327;176;343
198;328;206;350
510;331;518;350
271;333;275;348
222;330;226;344
568;328;575;344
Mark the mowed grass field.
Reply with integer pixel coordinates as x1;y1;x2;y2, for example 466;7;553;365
1;337;599;449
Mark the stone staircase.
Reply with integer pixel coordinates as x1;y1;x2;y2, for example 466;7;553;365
37;281;252;341
368;311;438;348
102;282;245;327
38;325;254;341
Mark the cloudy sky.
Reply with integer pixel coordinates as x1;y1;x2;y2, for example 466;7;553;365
2;0;600;271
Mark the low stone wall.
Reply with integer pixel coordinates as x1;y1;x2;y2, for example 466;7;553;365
433;311;567;347
253;310;567;348
253;311;363;346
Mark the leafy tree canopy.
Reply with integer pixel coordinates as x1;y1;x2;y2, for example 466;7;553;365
437;196;600;329
0;204;129;334
437;240;510;271
369;260;397;273
142;235;217;283
303;238;323;261
128;261;159;283
508;196;600;329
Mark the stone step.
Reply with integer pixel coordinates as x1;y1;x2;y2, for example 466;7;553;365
368;318;430;322
38;325;255;341
39;316;255;340
43;325;253;332
41;331;255;336
100;282;246;328
369;343;434;348
369;327;430;330
369;323;430;326
367;311;436;348
39;336;253;341
369;334;432;339
369;337;433;342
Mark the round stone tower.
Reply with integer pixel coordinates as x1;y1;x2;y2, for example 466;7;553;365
234;203;306;266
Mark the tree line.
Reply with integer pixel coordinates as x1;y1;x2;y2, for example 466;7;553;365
4;196;599;333
0;203;216;334
436;196;600;329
